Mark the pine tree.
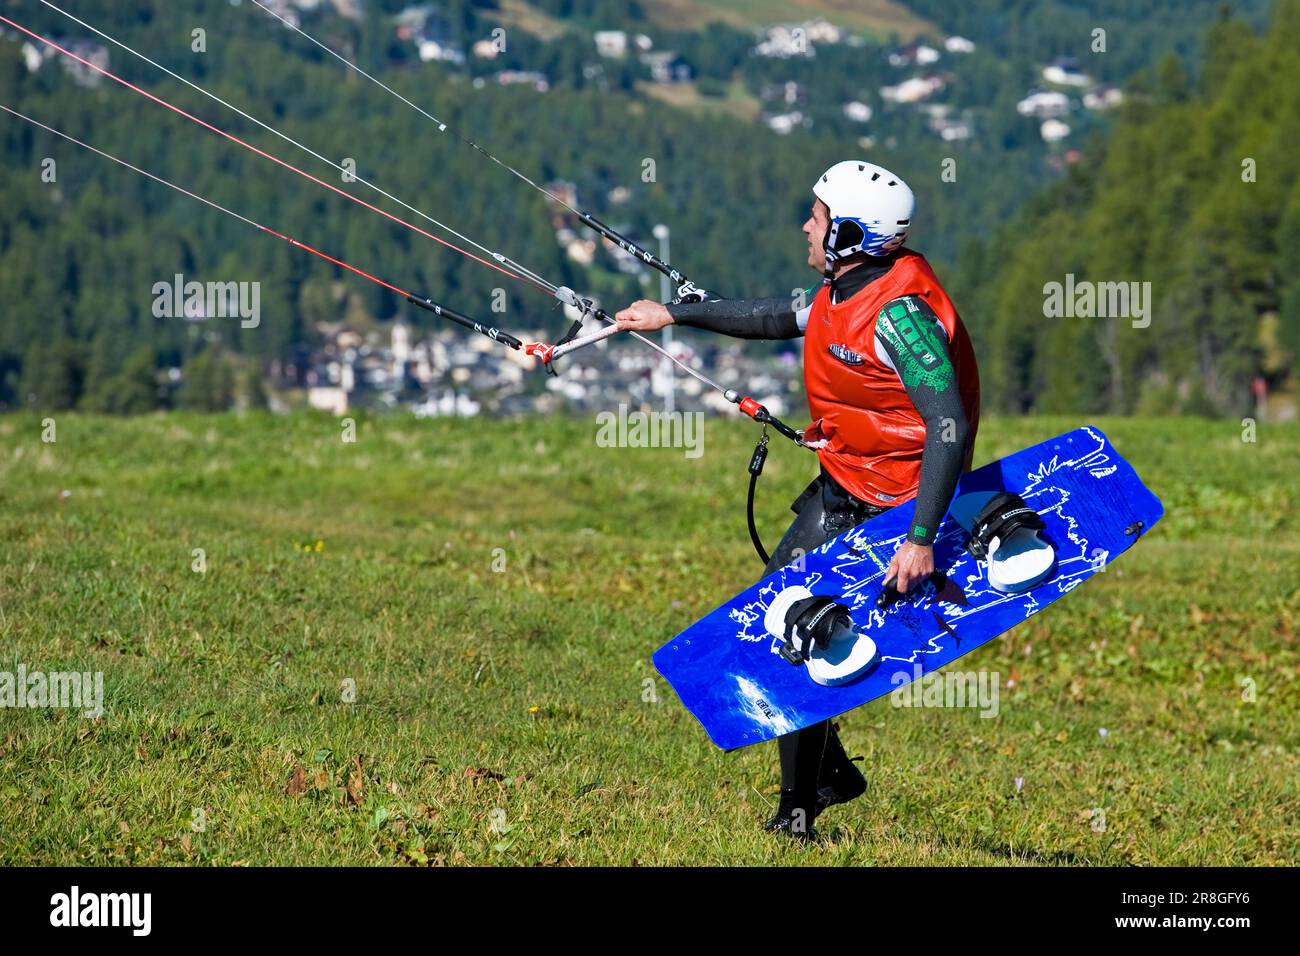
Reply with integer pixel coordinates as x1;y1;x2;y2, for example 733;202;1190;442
106;347;164;415
179;347;235;412
241;362;269;411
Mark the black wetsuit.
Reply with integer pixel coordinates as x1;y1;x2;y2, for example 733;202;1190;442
667;254;973;818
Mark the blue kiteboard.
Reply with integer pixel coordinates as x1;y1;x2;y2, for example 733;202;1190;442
653;426;1163;750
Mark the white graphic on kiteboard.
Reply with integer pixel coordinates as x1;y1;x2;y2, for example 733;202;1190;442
652;426;1164;750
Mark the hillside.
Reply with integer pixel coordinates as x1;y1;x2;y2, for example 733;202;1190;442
0;0;1287;418
954;0;1300;417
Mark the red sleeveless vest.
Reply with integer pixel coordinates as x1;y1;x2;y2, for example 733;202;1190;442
802;250;981;507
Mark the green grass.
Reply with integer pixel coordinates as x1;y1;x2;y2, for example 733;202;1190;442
637;78;764;124
0;412;1296;865
641;0;934;41
500;0;934;43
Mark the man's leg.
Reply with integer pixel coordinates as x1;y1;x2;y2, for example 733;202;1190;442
761;483;836;837
762;478;881;836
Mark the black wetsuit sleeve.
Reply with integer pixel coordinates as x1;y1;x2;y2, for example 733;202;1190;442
665;297;804;340
873;296;970;546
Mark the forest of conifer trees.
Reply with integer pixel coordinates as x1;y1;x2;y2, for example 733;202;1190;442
0;0;1291;417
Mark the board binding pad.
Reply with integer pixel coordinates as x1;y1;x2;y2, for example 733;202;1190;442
764;586;878;687
653;426;1163;750
949;491;1056;593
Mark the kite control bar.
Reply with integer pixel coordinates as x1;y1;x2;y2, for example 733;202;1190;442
531;289;807;448
535;287;806;447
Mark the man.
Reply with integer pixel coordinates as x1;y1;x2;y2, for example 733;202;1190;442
616;161;981;839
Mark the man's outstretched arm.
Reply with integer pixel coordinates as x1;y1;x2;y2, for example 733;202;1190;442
616;297;808;340
668;297;807;340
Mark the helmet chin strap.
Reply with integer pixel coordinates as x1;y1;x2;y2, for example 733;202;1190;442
822;218;870;292
822;237;870;299
822;222;841;285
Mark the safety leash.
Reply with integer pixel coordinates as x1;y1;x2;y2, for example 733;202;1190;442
746;428;772;565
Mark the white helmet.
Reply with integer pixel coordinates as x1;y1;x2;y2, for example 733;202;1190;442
812;161;914;271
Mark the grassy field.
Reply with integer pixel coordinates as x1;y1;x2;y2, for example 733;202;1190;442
636;78;764;123
640;0;934;40
0;412;1296;866
501;0;935;42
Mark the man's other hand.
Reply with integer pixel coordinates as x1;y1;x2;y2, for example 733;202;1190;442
887;540;934;594
615;300;674;332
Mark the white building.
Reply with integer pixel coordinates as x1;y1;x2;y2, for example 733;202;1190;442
1040;118;1071;142
391;321;411;366
496;70;550;92
23;39;111;88
944;36;975;54
308;386;348;415
21;42;50;73
755;24;821;59
414;344;434;384
1084;86;1124;110
881;75;945;104
418;38;464;64
413;390;480;418
641;51;692;83
804;20;843;45
1042;59;1091;87
564;238;596;264
843;101;873;123
765;111;804;135
1017;89;1070;118
594;31;627;58
888;42;940;68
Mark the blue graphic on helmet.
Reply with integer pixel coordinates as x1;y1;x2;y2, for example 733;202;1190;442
835;216;905;256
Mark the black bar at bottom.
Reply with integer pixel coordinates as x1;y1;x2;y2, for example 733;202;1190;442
0;866;1284;941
